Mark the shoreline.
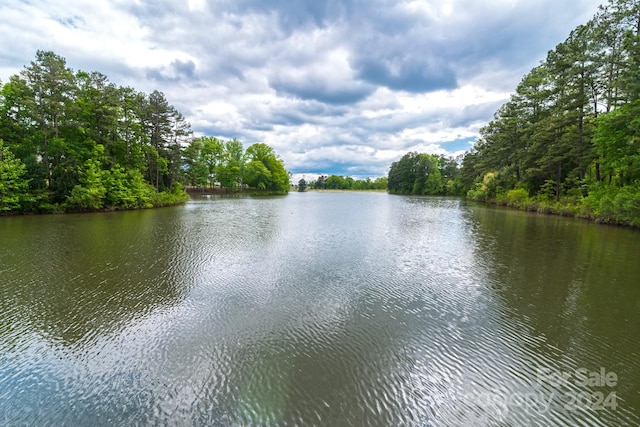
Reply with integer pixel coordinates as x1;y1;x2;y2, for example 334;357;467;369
389;191;640;229
479;198;640;229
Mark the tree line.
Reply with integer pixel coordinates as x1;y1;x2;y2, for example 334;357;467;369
0;51;289;213
184;136;289;193
387;153;463;195
299;175;388;191
457;0;640;225
390;0;640;226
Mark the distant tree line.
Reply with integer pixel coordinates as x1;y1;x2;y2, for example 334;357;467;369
305;175;388;191
387;153;463;195
458;0;640;225
0;51;289;213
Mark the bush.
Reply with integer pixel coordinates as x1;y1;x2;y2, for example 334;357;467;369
0;140;30;211
505;188;529;208
539;180;557;201
579;184;640;225
65;159;106;210
103;167;156;209
153;183;189;207
36;202;65;214
613;186;640;225
467;182;488;202
67;184;106;210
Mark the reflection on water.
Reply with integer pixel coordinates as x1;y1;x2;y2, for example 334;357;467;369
0;193;638;425
466;204;640;424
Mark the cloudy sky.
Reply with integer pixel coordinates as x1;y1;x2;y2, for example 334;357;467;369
1;0;602;180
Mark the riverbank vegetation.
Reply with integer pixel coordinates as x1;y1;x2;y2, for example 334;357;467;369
183;137;289;194
459;0;640;226
305;175;388;191
0;52;289;213
388;0;640;226
387;153;463;195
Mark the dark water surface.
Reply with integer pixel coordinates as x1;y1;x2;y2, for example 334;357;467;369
1;192;638;426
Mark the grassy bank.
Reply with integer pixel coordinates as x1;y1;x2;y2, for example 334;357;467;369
2;183;189;215
472;186;640;227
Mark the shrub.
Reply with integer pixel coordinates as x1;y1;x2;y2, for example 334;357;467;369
505;188;529;208
153;183;189;207
467;182;487;202
65;159;106;210
613;186;640;225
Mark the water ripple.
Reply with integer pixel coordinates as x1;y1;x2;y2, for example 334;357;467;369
0;195;638;425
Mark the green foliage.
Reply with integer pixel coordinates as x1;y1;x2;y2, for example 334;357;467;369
0;140;29;211
594;100;640;185
388;152;461;195
538;180;558;201
313;175;327;189
581;184;640;225
245;159;272;190
62;145;170;211
612;186;640;225
467;182;488;202
102;166;155;209
325;174;349;189
66;158;106;210
465;172;497;202
307;175;387;191
504;188;529;208
182;139;290;193
297;178;307;192
458;0;640;226
183;136;224;188
153;183;189;207
0;51;296;213
261;153;290;192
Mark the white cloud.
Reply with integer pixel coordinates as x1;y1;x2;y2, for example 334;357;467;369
187;0;207;13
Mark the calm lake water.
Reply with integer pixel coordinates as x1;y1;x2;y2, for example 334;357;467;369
1;192;639;426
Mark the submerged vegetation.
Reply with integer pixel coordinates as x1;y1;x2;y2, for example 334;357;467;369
0;52;289;213
389;0;640;226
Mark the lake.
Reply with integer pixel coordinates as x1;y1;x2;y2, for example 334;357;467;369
0;192;638;426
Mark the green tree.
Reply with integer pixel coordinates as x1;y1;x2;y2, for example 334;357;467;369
314;175;327;189
215;138;244;190
184;136;224;188
594;100;640;185
117;87;147;170
245;142;289;192
245;159;272;190
373;177;388;189
75;71;120;159
388;152;418;193
388;152;453;195
458;0;640;225
0;140;29;211
166;109;191;189
0;51;190;212
142;90;173;190
20;51;76;189
325;174;345;189
66;156;106;210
